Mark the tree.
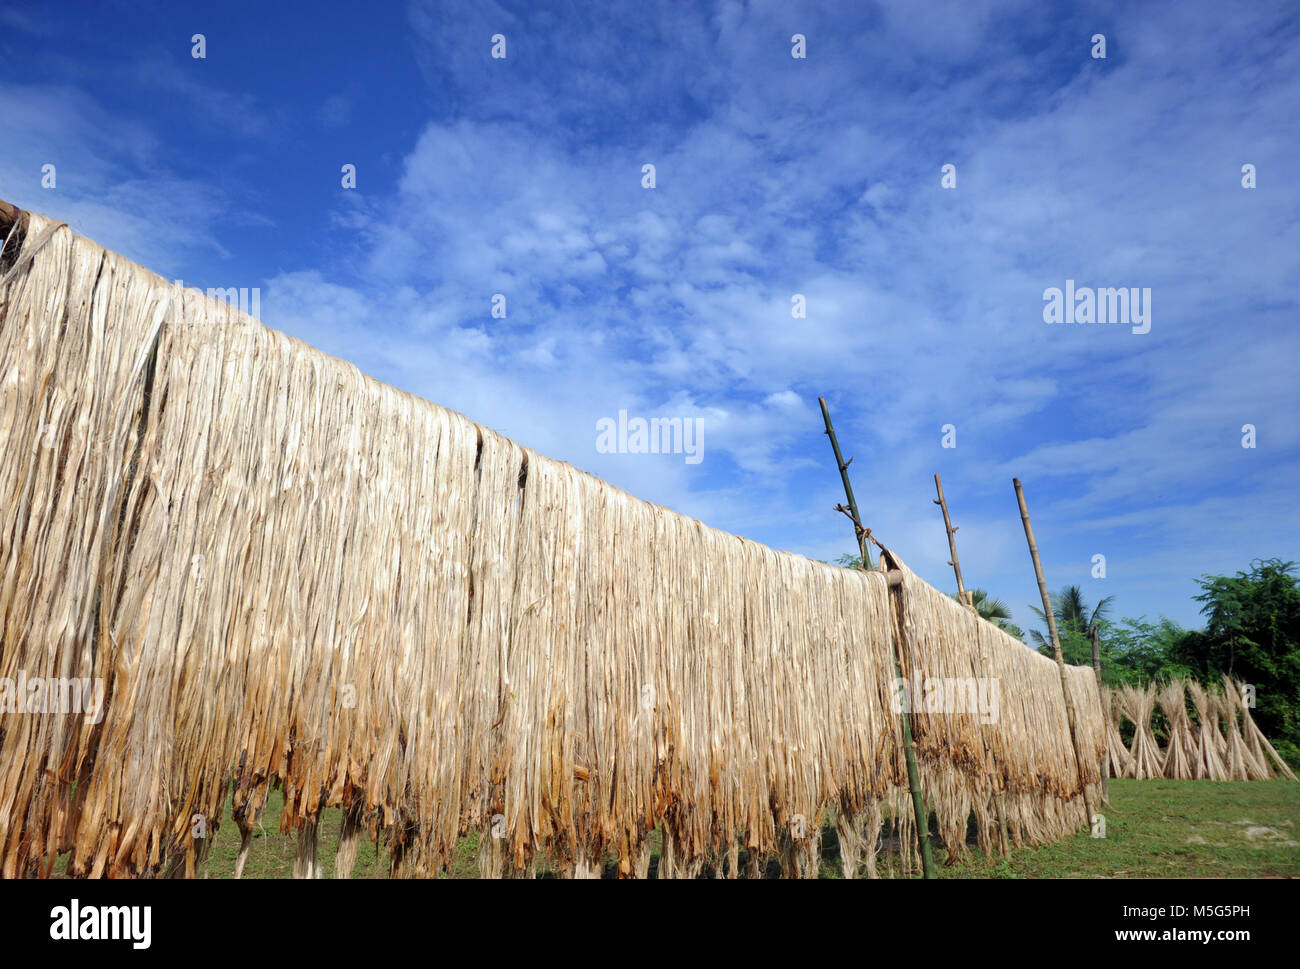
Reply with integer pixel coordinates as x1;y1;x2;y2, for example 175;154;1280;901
1103;616;1195;686
952;588;1024;640
1026;584;1115;666
1171;559;1300;754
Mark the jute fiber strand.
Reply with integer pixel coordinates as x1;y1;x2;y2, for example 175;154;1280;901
1;208;1104;878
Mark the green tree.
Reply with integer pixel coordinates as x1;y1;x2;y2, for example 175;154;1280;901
952;588;1024;640
1170;559;1300;752
1102;616;1195;686
1026;584;1114;666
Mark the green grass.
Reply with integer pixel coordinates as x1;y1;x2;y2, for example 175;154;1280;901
48;778;1300;878
934;779;1299;879
203;795;390;879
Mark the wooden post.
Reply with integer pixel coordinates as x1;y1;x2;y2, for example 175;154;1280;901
932;474;970;608
881;552;936;880
1013;478;1096;825
816;398;930;876
1090;623;1109;800
818;397;872;569
933;473;1009;853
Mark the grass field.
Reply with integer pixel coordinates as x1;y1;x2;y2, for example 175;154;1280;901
168;778;1298;878
939;779;1299;879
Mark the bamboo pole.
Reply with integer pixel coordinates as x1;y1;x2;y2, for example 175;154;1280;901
815;397;931;877
1013;478;1096;824
882;552;936;879
932;473;1009;853
932;474;970;608
818;397;872;569
1090;623;1109;800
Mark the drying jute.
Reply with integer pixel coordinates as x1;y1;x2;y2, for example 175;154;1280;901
1103;679;1297;783
0;209;1107;878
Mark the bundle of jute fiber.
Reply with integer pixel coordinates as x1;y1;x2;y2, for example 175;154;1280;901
1222;676;1298;782
1107;678;1295;783
1157;679;1197;780
1186;680;1229;782
1119;684;1164;779
1218;685;1268;781
0;203;1105;878
1102;687;1135;780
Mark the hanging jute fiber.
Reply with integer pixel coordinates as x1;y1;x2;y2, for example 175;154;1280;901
1;204;1107;878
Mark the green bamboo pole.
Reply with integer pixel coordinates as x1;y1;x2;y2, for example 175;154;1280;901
883;558;936;879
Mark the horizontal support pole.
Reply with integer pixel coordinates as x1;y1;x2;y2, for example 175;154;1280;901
0;199;20;235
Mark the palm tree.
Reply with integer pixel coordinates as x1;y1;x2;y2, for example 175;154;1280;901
954;588;1025;640
1027;584;1114;663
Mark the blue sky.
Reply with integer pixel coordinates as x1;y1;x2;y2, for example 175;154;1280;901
2;0;1297;635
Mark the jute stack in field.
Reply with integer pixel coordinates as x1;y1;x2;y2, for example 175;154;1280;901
0;204;1105;878
1158;679;1197;780
1119;684;1165;779
1102;687;1135;780
1187;680;1229;781
1221;676;1298;782
1099;678;1294;783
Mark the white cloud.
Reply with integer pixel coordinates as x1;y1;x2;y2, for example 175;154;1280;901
9;0;1295;630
